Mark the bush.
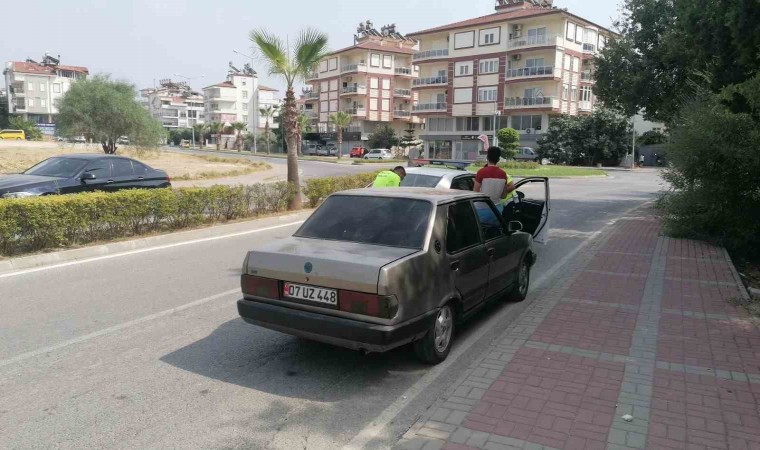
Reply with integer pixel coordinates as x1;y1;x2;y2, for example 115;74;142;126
303;172;380;208
0;182;296;256
497;128;520;159
8;116;43;141
471;160;540;170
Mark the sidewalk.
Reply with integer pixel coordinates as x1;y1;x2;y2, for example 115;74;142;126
397;210;760;450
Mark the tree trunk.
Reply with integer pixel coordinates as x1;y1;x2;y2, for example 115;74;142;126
337;128;343;159
284;87;301;210
216;132;221;151
101;139;117;154
264;121;270;154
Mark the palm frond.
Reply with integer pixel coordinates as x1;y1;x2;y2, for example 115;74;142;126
294;28;330;81
250;28;291;80
329;111;353;128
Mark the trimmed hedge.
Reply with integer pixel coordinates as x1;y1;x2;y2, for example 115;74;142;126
0;182;296;256
303;172;380;208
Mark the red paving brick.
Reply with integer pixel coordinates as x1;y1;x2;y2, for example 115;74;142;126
666;256;737;284
564;271;646;306
658;313;760;375
587;252;653;277
466;348;624;449
531;301;637;355
662;278;747;317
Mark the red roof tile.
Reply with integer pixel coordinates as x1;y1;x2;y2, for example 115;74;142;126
329;40;415;56
204;81;235;89
9;61;88;75
258;85;279;92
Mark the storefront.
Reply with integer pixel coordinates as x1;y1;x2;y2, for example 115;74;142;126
421;134;493;161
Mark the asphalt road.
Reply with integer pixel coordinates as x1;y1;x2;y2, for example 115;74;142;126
0;169;665;449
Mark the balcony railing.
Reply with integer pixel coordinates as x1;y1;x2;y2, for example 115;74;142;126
505;66;556;79
308;72;319;80
413;102;447;112
393;110;411;118
344;107;367;116
394;88;412;97
341;85;367;95
583;43;597;53
341;63;367;73
305;91;319;99
581;71;595;82
579;101;593;112
413;76;448;87
507;34;560;50
394;67;413;76
303;110;317;118
413;49;449;61
504;96;558;109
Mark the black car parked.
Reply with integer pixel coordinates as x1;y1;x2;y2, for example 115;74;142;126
0;154;171;198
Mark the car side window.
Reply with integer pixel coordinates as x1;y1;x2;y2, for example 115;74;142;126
446;202;482;254
473;201;505;241
451;176;475;191
82;160;111;178
111;159;135;177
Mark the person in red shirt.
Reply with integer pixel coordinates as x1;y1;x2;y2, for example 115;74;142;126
475;146;516;214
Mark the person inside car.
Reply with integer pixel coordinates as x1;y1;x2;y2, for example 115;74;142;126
474;147;516;215
372;166;407;187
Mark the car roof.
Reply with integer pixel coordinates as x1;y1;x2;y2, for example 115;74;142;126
405;167;473;181
336;187;487;204
50;153;136;160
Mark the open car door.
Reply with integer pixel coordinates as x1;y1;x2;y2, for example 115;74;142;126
511;177;550;244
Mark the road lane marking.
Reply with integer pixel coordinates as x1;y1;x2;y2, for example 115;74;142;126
0;221;305;280
0;289;240;369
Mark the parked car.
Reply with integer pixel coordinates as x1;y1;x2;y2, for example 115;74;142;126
364;149;393;160
400;167;476;191
238;187;549;363
316;145;338;157
117;136;130;145
304;144;322;156
350;147;367;158
0;129;26;140
514;147;540;162
72;136;87;144
180;139;191;149
0;154;171;198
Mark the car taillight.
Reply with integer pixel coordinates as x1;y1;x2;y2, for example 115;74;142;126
339;290;399;319
241;274;279;299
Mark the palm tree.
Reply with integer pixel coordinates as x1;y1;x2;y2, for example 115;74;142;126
193;123;206;149
206;122;225;151
232;122;247;151
259;105;279;154
329;111;352;159
296;113;312;157
250;28;329;209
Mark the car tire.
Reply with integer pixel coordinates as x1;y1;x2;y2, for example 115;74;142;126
414;303;455;364
508;257;531;302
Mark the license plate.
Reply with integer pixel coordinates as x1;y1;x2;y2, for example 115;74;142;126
283;282;338;306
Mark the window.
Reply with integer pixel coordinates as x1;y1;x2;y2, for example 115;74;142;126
28;83;34;91
451;176;475;191
296;196;433;249
320;101;328;112
571;86;578;101
456;117;480;131
478;87;497;102
23;157;88;178
40;83;46;92
382;99;390;111
474;201;504;241
382;79;390;89
563;55;571;71
566;22;577;41
320;81;329;92
329;79;338;91
580;86;593;102
370;53;381;67
40;99;46;107
383;55;392;68
370;78;379;89
455;61;472;76
575;25;583;43
132;161;150;175
511;115;543;131
401;174;445;188
479;59;499;74
526;58;545;69
243;103;248;111
524;87;543;99
454;31;475;49
479;27;500;46
328;57;338;71
28;98;34;107
320;60;328;72
83;160;111;178
243;115;248;122
527;27;547;45
427;118;453;132
242;80;247;86
562;84;569;100
110;159;134;177
242;90;248;97
446;202;481;254
454;88;473;104
483;116;494;131
573;57;581;73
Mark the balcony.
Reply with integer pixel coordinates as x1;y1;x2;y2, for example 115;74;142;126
583;43;597;53
505;66;557;80
307;72;319;80
508;34;560;50
394;88;412;97
303;110;317;118
413;102;447;113
579;101;593;112
581;71;595;82
394;67;413;76
504;96;559;109
341;63;367;74
305;91;320;100
341;85;367;96
344;107;367;117
412;49;449;62
393;110;412;119
413;76;448;87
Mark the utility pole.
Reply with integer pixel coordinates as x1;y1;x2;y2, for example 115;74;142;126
631;115;636;170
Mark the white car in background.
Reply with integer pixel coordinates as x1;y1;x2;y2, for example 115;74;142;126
364;149;393;160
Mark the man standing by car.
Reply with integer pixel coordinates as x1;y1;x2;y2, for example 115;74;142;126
475;147;516;214
372;166;406;187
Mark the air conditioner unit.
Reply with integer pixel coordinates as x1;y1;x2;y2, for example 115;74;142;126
525;128;534;134
512;54;522;61
513;24;523;32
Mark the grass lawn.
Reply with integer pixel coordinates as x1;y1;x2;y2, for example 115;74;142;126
0;141;270;181
467;165;607;177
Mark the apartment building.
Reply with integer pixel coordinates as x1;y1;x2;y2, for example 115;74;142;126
203;64;279;133
141;79;205;130
3;54;88;133
408;0;612;160
304;21;420;149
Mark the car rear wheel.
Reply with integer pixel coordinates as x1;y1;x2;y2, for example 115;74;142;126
508;258;531;302
414;303;454;364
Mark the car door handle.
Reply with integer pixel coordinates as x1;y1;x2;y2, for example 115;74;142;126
450;261;460;271
137;176;144;180
487;248;496;257
106;180;114;184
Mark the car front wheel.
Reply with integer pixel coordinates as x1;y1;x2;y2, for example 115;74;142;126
414;303;454;364
508;257;531;302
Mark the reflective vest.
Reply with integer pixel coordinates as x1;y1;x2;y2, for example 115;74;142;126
372;170;401;187
498;174;516;205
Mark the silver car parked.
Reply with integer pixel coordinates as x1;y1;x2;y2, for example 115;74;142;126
238;187;549;364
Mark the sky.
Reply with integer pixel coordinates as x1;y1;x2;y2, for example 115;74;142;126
1;0;622;95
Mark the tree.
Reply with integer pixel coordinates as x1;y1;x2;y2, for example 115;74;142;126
0;94;9;129
57;75;164;153
193;123;206;148
250;28;329;209
295;113;311;157
496;128;520;160
638;130;667;146
8;116;43;141
368;124;398;150
329;111;352;159
206;122;225;151
595;0;760;123
399;127;421;158
537;109;632;166
231;122;247;151
258;105;279;154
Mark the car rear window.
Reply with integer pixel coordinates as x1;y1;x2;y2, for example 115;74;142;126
400;174;442;188
295;196;432;249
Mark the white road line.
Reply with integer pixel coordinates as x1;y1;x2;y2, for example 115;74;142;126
343;203;650;450
0;221;305;280
0;289;240;369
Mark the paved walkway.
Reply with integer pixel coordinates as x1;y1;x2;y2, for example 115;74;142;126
397;210;760;450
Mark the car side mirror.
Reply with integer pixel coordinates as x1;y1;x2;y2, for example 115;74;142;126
507;221;523;233
81;172;97;181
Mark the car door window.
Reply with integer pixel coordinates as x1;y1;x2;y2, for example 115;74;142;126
451;176;475;191
82;160;111;179
132;161;150;176
473;201;505;241
110;159;135;178
446;202;482;254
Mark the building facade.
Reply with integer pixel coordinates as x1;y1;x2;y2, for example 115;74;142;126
304;21;421;150
203;65;279;134
140;79;205;130
408;0;612;160
3;54;88;133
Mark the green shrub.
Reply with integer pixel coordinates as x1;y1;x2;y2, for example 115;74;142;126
470;161;540;171
303;172;380;208
0;182;295;256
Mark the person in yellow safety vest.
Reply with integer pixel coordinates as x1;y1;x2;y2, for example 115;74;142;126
372;166;407;187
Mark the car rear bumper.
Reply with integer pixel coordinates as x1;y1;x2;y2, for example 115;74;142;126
237;299;437;353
